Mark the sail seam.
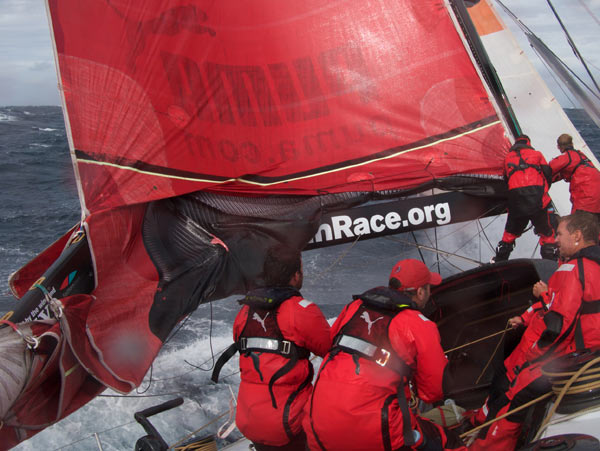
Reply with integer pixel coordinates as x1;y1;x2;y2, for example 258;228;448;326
74;115;500;186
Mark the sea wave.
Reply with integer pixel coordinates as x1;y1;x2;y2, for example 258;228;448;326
0;113;18;122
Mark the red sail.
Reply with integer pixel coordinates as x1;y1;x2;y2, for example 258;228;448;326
49;0;508;213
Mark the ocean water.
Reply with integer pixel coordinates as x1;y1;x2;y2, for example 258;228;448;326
0;105;599;450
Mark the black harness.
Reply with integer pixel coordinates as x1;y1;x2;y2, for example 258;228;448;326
563;148;594;176
506;146;545;180
573;253;600;350
211;287;310;413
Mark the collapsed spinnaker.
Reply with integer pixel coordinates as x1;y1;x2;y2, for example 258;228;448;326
0;0;567;447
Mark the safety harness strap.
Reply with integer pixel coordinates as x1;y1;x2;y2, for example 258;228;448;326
570;149;593;173
240;337;294;355
333;334;405;374
580;300;600;315
211;343;239;383
575;258;587;350
210;338;309;384
506;148;543;179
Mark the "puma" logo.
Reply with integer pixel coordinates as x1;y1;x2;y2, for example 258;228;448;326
252;312;269;332
360;311;383;334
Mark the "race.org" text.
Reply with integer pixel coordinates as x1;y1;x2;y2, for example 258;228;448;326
311;202;451;244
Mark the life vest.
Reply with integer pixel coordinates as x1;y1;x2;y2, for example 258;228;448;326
331;288;413;377
318;287;416;447
504;144;551;214
211;286;310;409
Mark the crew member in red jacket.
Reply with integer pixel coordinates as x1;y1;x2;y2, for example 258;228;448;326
305;259;465;451
493;135;557;262
211;245;331;450
470;211;600;450
550;133;600;218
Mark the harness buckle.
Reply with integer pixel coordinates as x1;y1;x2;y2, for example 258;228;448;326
281;340;291;355
376;348;391;366
239;337;247;351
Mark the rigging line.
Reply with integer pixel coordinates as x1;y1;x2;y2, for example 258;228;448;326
142;344;233;383
411;231;426;263
99;392;184;398
410;229;465;272
185;299;217;372
460;392;554;439
496;0;600;102
546;0;600;94
434;226;440;274
136;312;195;391
475;321;511;385
432;189;441;275
421;203;504;244
169;411;230;449
52;420;138;451
311;233;362;282
443;326;510;354
477;219;495;250
136;362;153;395
577;0;600;27
383;237;483;266
532;45;581;108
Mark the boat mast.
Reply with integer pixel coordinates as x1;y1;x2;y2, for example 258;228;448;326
546;0;600;95
449;0;521;138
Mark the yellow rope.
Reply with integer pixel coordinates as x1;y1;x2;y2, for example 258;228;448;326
476;323;511;385
459;392;554;439
444;326;510;354
168;411;229;450
534;355;600;441
461;354;600;442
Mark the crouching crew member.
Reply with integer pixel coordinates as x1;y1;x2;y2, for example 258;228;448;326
494;135;557;262
305;259;465;451
212;245;331;451
470;211;600;450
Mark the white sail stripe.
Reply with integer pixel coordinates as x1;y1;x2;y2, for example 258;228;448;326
76;119;500;187
240;119;502;186
75;159;237;184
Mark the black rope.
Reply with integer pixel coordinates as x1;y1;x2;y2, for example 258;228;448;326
184;300;217;372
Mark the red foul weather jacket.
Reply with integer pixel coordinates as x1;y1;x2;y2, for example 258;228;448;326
232;287;331;447
503;143;552;216
550;148;600;213
504;301;548;381
306;287;448;451
507;246;600;376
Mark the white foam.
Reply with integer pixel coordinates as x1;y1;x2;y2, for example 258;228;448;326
0;113;17;122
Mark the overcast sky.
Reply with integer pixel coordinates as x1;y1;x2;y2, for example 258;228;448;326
1;0;599;107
